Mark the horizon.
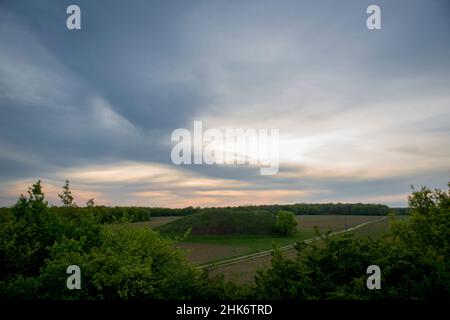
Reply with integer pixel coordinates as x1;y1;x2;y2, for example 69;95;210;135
1;179;410;209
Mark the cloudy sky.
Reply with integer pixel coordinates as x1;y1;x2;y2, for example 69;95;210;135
0;0;449;207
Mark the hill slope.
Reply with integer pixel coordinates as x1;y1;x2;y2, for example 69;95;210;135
156;208;277;236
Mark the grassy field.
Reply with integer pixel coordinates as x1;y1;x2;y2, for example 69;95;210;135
178;215;383;264
209;216;399;284
177;232;317;264
350;216;391;239
107;215;394;271
106;214;401;284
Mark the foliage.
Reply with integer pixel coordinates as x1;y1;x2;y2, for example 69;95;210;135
86;198;95;208
0;181;99;298
20;202;396;226
260;203;392;216
0;181;62;278
275;210;298;236
156;208;277;236
0;181;238;300
253;183;450;299
36;228;204;299
58;180;76;208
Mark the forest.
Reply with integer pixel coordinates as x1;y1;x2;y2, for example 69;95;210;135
0;201;399;226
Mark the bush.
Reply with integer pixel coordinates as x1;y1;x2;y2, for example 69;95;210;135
275;210;297;236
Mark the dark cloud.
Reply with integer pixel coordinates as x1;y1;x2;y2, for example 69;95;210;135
0;0;449;206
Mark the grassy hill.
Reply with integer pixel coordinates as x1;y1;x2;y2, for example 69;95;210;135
156;208;278;236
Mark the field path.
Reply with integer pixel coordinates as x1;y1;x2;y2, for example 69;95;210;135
199;217;387;270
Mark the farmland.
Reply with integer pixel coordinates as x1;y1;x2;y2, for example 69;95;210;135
109;214;394;282
114;215;387;261
209;217;395;284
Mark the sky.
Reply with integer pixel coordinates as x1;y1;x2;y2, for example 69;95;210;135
0;0;449;208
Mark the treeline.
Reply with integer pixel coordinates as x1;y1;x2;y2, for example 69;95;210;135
253;203;393;216
0;180;403;224
48;206;197;224
0;203;402;226
0;206;197;225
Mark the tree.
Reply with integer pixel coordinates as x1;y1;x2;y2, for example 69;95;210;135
30;226;237;299
0;180;61;280
58;180;76;207
0;181;101;298
275;210;297;236
86;198;95;208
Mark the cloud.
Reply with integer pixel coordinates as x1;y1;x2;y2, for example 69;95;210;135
90;97;137;135
0;0;449;208
0;15;76;110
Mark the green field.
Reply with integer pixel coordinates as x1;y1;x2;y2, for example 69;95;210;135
177;232;318;265
111;215;388;265
179;215;387;263
209;215;399;284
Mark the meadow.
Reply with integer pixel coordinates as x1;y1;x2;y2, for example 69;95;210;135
108;215;388;275
209;217;395;284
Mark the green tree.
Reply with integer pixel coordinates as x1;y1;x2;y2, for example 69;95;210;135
86;198;95;208
58;180;76;207
0;181;101;299
275;210;297;236
0;181;61;279
37;227;236;299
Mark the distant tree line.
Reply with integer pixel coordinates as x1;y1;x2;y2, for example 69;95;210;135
0;206;197;225
0;201;404;227
258;203;393;216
